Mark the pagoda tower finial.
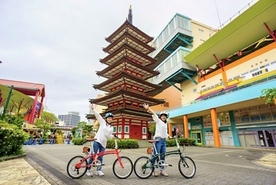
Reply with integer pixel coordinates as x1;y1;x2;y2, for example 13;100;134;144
128;5;133;24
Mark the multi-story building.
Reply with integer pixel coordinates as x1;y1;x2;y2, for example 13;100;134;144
58;111;80;127
150;0;276;148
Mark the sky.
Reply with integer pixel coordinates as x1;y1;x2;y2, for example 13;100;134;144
0;0;256;121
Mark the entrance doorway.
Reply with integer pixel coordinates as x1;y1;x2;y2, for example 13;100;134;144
191;131;202;146
257;130;275;147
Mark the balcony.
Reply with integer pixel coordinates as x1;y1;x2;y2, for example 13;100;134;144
149;46;197;92
149;13;193;69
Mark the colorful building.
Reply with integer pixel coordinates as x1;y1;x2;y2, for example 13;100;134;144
150;0;276;148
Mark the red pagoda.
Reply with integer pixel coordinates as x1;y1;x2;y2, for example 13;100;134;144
89;6;164;139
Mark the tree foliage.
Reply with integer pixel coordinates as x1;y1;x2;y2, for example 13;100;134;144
148;123;156;135
260;88;276;104
40;111;58;124
4;114;25;129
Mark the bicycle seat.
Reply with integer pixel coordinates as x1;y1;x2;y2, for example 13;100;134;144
148;140;158;143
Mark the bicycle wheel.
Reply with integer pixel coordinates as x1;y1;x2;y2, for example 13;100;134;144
178;156;196;179
133;156;154;179
67;156;88;179
112;156;133;179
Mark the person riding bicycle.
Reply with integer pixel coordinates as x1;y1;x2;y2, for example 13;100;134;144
86;103;116;177
143;103;170;177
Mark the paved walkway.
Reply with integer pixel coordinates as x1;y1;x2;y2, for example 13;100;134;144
0;156;51;185
0;146;275;185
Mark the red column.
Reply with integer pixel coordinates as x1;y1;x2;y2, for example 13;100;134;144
29;90;39;124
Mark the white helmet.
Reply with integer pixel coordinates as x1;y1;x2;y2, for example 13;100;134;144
159;111;169;118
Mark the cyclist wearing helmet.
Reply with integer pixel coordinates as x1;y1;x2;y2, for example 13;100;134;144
143;103;170;177
86;103;116;177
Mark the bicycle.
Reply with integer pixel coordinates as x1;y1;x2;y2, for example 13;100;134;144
66;137;133;179
133;136;196;179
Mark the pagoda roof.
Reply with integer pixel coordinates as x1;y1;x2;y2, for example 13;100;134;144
100;43;157;66
86;109;152;120
103;32;155;55
96;56;159;80
108;108;152;119
89;88;165;106
105;20;154;44
93;71;162;93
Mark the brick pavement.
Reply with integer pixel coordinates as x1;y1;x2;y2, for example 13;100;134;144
0;145;275;185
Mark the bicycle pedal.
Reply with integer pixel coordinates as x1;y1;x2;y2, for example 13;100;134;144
168;164;172;167
101;163;105;166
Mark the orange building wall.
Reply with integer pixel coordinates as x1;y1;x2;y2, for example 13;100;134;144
151;86;182;112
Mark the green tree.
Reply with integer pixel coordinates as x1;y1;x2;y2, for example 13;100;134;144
40;111;58;124
260;88;276;104
148;123;156;135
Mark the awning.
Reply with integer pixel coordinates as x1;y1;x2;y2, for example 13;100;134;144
0;84;34;113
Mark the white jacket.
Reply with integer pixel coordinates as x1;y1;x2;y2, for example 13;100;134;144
92;110;114;148
152;113;168;139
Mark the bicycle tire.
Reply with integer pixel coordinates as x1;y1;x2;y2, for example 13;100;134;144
67;156;88;179
133;156;154;179
112;156;133;179
178;156;196;179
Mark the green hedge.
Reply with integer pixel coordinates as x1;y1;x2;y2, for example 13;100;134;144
166;138;195;147
0;121;29;157
106;139;139;149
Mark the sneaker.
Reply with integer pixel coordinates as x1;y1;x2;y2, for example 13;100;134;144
160;171;169;177
96;171;104;176
86;170;93;177
152;171;159;177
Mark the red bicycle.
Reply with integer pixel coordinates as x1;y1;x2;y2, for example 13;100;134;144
66;138;133;179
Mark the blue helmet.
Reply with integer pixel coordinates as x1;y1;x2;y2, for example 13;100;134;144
105;112;114;118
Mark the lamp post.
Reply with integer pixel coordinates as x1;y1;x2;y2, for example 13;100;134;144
1;85;13;120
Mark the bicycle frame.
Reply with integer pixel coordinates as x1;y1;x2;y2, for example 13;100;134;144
85;138;124;169
148;137;185;167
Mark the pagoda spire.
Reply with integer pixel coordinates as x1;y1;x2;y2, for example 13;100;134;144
128;5;133;24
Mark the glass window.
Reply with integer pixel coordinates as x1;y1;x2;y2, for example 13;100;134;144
118;125;122;133
203;115;212;127
124;126;129;133
142;127;147;134
113;126;117;133
218;112;230;126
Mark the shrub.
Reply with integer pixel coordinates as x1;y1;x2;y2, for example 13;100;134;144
166;137;195;147
72;138;85;145
0;120;29;157
106;139;139;149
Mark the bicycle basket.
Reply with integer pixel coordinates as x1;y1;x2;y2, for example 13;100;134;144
147;147;152;154
83;147;90;153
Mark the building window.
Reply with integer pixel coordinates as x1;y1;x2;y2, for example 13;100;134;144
203;115;212;127
113;126;117;133
118;125;122;133
217;112;230;126
234;104;276;124
142;127;147;134
124;126;129;133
